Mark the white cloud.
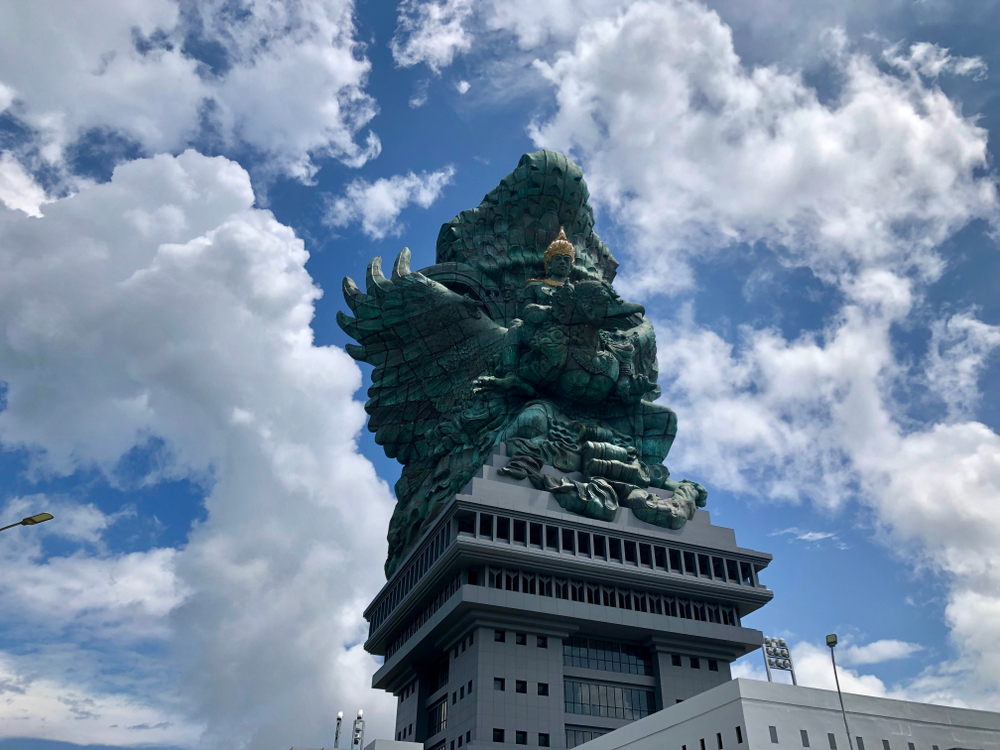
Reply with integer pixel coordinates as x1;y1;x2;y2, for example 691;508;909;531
0;0;380;183
391;0;476;72
0;152;47;216
771;527;840;544
0;151;397;748
325;166;456;239
885;42;988;81
841;639;924;666
526;3;997;296
923;313;1000;420
456;79;472;94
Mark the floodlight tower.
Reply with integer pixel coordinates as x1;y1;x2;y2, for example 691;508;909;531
351;709;365;750
762;636;797;685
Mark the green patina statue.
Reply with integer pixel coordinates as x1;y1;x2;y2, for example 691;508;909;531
338;150;707;577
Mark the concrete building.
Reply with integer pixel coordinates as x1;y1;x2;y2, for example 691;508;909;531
363;447;774;750
573;678;1000;750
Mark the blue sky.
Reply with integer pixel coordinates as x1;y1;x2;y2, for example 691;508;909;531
0;0;997;748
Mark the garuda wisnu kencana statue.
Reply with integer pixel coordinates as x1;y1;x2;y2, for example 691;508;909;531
338;151;707;577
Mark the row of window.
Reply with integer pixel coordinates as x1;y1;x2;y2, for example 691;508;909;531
682;728;742;750
491;729;550;746
427;729;472;750
494;629;548;648
457;509;761;587
494;678;549;696
566;728;608;749
563;636;654;675
371;520;454;632
769;726;946;750
564;680;656;721
385;572;462;659
472;565;741;627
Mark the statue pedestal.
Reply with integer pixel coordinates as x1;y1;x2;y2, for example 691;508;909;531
364;447;773;750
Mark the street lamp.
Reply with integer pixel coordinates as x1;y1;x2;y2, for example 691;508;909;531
0;512;54;533
827;634;855;750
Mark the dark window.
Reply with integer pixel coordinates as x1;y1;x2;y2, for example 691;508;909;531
456;510;476;534
513;520;526;543
669;548;683;571
640;544;652;566
802;730;810;747
530;522;542;546
497;517;510;542
737;727;744;744
740;561;755;586
828;734;837;750
713;557;727;579
468;680;473;693
562;528;575;553
538;682;549;696
624;540;637;564
537;636;548;648
610;538;623;561
698;554;711;577
516;680;527;693
594;535;606;557
882;742;891;750
460;686;464;698
430;658;450;692
468;567;481;586
701;739;707;750
578;532;591;555
770;727;779;744
467;732;471;743
718;733;724;750
397;732;401;740
546;525;559;550
493;729;504;743
564;679;655;720
726;559;740;582
654;546;667;569
455;646;459;658
494;678;505;691
469;633;473;646
684;551;697;575
516;732;527;746
933;747;939;750
479;514;493;538
452;741;456;750
452;691;457;704
691;657;701;669
516;632;527;645
459;738;463;747
539;734;550;747
672;654;682;666
857;739;865;750
495;630;505;642
709;659;719;672
426;697;448;737
462;640;466;653
907;744;914;750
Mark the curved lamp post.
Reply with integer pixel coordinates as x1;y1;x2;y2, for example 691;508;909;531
828;634;856;750
0;512;54;533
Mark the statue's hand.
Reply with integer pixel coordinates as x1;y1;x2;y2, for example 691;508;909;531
675;479;708;508
472;374;535;396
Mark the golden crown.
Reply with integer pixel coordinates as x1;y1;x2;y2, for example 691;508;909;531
543;227;576;268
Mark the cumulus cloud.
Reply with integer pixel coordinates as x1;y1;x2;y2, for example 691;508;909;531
885;42;988;81
527;4;997;296
324;166;456;239
392;0;476;72
0;152;47;216
923;313;1000;420
0;0;380;184
0;151;397;748
840;639;924;666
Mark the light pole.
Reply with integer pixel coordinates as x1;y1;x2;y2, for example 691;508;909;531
0;512;54;533
335;711;344;748
762;635;797;685
827;634;855;750
351;709;365;750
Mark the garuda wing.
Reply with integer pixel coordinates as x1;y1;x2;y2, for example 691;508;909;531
337;248;506;464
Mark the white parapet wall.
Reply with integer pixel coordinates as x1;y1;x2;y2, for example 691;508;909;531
573;679;1000;750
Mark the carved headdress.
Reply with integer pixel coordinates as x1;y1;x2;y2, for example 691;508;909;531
544;227;576;269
